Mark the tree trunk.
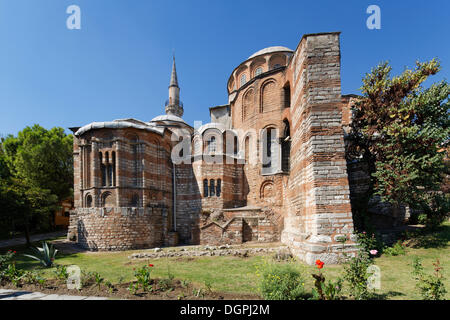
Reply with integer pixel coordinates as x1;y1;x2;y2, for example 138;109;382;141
24;223;31;247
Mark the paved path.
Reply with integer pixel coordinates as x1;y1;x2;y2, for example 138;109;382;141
0;231;66;248
0;289;108;300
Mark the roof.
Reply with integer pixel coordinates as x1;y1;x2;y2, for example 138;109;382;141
248;46;293;59
74;119;165;136
150;114;187;124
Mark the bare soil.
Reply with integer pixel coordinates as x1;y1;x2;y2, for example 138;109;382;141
0;278;260;300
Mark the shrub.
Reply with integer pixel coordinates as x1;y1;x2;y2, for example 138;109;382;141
258;262;308;300
133;264;154;293
343;251;375;300
23;241;58;268
0;250;16;271
53;264;69;280
356;231;383;255
412;257;447;300
418;193;450;230
2;263;24;287
383;240;407;256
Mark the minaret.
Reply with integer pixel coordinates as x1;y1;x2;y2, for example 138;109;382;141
165;55;184;117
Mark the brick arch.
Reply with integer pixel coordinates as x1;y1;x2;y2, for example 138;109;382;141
101;191;114;207
236;65;249;88
223;129;239;155
250;56;266;78
129;193;140;207
260;79;278;113
228;77;235;92
192;135;202;155
269;54;287;70
125;133;139;143
240;130;258;164
85;193;93;208
260;180;275;199
242;87;254;122
202;128;222;154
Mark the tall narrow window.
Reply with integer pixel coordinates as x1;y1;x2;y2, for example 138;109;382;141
86;195;92;208
216;179;221;197
105;151;111;186
208;136;216;154
282;120;291;172
111;151;116;186
100;152;106;187
209;179;215;197
283;84;291;108
245;137;250;164
254;67;263;77
203;179;209;197
240;74;246;87
263;129;272;168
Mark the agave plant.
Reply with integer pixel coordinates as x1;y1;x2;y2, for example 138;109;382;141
23;241;58;268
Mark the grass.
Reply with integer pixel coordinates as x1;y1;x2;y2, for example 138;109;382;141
2;221;449;299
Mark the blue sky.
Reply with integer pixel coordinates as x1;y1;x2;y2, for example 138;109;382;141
0;0;449;136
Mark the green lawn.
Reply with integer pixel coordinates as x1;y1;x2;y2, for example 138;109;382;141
3;222;449;299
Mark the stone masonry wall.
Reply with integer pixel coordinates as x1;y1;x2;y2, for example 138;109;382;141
282;33;358;264
74;206;169;251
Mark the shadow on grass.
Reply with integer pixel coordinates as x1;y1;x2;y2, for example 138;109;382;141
407;223;450;249
1;239;88;272
370;291;405;300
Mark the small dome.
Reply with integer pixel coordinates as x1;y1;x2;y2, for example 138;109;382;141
151;114;187;124
248;46;293;59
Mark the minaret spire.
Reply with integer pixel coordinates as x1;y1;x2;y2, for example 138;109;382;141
165;54;184;117
169;55;179;88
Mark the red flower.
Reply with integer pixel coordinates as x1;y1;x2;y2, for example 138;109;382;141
13;251;16;254
148;264;154;267
315;259;324;269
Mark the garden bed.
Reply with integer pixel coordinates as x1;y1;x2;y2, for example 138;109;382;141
0;278;260;300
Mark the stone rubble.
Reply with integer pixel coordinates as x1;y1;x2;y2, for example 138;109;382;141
128;245;290;260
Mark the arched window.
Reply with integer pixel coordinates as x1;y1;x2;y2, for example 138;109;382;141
203;179;209;197
130;194;139;207
273;64;282;69
263;129;272;168
216;179;221;197
244;136;250;164
85;194;92;208
282;120;291;172
111;151;116;186
262;128;278;174
283;84;291;108
99;152;107;187
240;74;247;87
254;67;263;77
207;136;216;154
209;179;215;197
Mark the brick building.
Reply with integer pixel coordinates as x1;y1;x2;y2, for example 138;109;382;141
69;32;362;264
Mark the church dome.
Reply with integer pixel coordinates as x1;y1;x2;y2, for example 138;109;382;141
248;46;293;59
150;114;187;124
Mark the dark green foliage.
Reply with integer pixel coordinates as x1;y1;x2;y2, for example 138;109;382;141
343;251;374;300
348;60;450;229
259;263;308;300
23;241;58;267
0;125;73;242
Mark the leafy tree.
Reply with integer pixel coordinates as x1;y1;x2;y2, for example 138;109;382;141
0;125;73;244
348;59;450;229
